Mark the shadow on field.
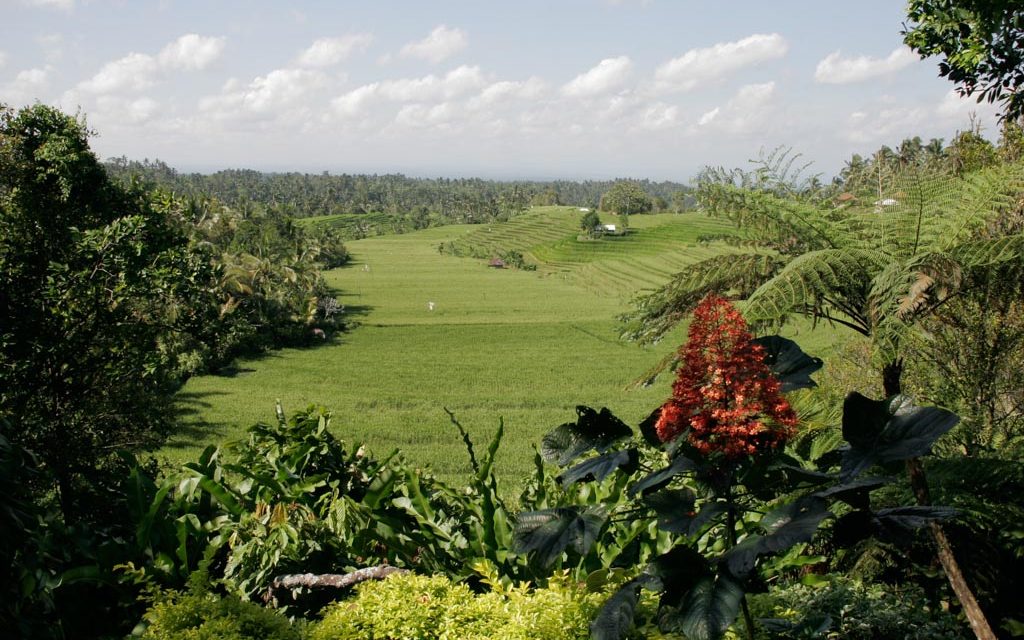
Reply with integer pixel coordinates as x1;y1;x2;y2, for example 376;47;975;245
166;390;231;449
339;303;373;320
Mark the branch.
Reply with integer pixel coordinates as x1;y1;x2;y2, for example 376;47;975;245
263;565;408;605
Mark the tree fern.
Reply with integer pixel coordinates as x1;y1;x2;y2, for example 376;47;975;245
630;159;1024;367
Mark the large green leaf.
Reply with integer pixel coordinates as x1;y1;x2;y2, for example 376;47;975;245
558;448;639;487
650;545;713;619
512;506;606;567
833;506;956;546
751;335;823;392
627;454;696;498
873;505;957;542
665;571;744;640
540;406;633;466
643;488;697;533
813;476;891;509
841;393;959;480
591;576;658;640
721;497;831;577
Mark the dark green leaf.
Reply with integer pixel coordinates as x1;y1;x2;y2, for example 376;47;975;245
752;335;823;392
650;545;711;608
813;476;891;509
540;406;633;466
643;488;697;533
668;571;744;640
841;393;959;480
591;578;650;640
638;406;663;447
628;454;696;498
841;392;889;450
831;510;874;548
512;506;606;568
558;448;639;486
874;505;957;541
722;497;831;577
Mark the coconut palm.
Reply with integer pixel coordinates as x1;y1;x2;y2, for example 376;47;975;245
624;160;1024;640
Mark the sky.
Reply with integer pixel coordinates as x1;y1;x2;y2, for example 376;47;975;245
0;0;1004;181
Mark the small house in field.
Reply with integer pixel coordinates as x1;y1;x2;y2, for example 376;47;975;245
488;257;506;268
600;224;617;233
578;207;591;212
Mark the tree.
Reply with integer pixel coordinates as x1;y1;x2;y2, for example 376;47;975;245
600;180;653;215
624;160;1024;640
903;0;1024;121
580;210;601;236
0;104;216;522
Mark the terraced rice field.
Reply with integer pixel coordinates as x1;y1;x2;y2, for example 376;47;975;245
171;207;836;487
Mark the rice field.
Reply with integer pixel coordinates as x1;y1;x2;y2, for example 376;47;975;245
170;207;837;486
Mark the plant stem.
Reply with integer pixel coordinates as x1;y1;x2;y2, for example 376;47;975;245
726;485;756;640
883;362;996;640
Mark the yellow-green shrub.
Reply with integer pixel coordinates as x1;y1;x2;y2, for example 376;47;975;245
309;572;605;640
139;589;300;640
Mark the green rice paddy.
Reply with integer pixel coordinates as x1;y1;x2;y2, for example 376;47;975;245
170;207;837;486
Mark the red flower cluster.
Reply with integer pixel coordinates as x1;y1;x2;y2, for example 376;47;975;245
655;294;797;460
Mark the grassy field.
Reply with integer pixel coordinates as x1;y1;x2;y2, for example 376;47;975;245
171;207;838;486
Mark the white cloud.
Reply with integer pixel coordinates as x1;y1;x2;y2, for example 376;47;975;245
399;25;468;64
395;102;460;129
842;105;930;144
562;56;633;98
158;34;226;71
95;95;160;124
2;66;53;105
814;47;917;84
697;82;776;134
200;68;328;116
297;34;373;67
935;88;1001;121
381;65;486;102
22;0;73;10
636;102;680;131
80;53;160;93
654;33;788;93
78;35;225;96
331;83;380;118
469;77;546;107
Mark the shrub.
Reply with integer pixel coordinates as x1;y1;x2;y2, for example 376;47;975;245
310;572;609;640
139;589;299;640
747;576;967;640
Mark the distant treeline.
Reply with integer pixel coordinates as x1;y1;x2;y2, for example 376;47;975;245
103;158;692;226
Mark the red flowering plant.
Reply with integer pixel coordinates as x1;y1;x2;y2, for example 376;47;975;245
655;294;797;462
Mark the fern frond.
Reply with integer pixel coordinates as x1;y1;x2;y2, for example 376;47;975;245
741;248;881;333
951;232;1024;267
621;252;786;344
698;184;846;253
933;160;1024;251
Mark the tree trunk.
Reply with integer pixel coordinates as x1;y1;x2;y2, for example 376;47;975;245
883;362;997;640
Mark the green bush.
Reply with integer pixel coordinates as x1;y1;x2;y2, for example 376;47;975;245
310;572;607;640
747;576;967;639
139;588;299;640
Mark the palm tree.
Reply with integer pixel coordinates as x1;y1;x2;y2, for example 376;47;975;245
624;160;1024;640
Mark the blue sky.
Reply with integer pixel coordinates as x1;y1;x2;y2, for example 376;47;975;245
0;0;1002;181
